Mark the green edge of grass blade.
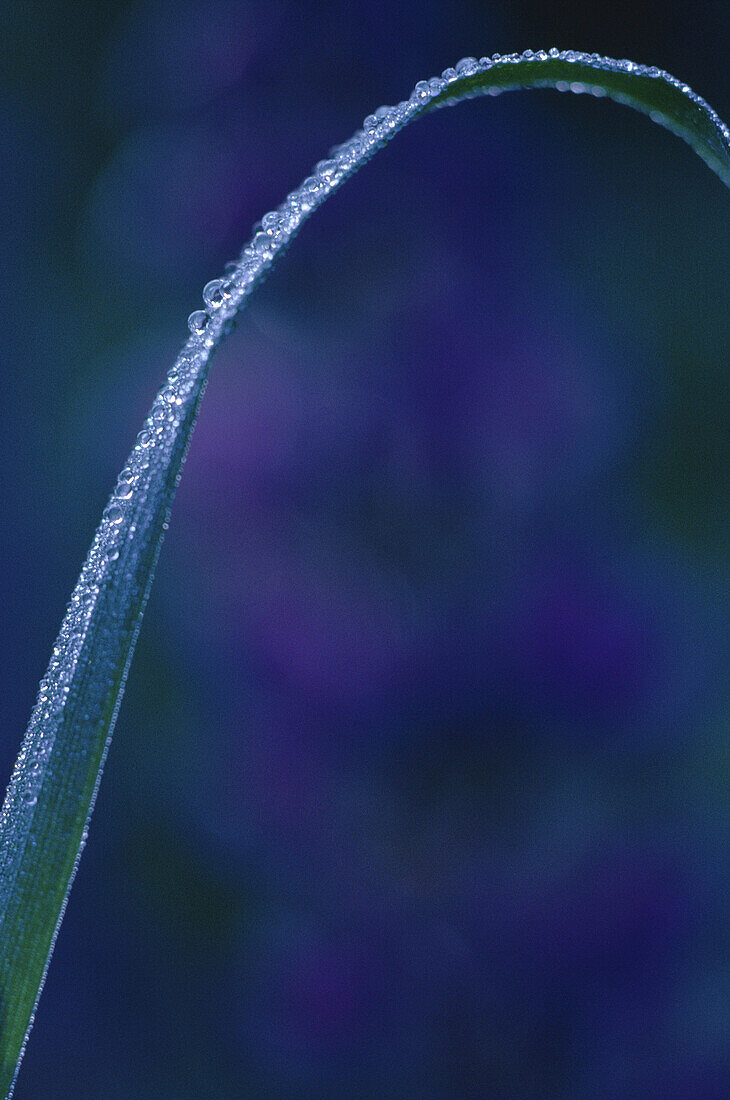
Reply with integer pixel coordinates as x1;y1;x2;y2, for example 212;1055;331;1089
0;49;728;1097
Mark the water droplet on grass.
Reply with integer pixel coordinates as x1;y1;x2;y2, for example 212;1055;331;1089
203;280;225;309
187;310;209;336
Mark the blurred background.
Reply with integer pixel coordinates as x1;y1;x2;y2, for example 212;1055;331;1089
1;2;730;1096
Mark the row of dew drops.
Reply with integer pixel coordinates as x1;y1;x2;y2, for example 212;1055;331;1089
4;48;727;843
183;47;728;353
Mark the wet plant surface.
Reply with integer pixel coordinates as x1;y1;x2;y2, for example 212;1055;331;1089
2;9;730;1097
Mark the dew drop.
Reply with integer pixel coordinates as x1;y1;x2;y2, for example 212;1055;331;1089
253;231;273;254
203;279;225;310
106;504;124;525
314;159;338;179
115;477;134;500
335;141;361;167
187;310;209;336
455;57;478;76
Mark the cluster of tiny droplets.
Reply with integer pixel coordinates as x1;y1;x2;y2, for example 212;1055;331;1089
2;50;729;909
0;52;727;1093
184;51;729;374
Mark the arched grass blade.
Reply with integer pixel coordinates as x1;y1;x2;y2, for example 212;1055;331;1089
1;49;728;1097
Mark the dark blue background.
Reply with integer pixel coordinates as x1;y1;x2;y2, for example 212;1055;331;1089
2;3;730;1096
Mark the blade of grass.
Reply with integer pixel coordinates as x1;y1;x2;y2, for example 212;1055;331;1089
1;49;728;1096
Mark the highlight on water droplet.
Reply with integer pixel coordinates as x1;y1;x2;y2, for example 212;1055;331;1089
187;310;209;336
203;280;225;310
253;231;273;255
115;476;134;500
